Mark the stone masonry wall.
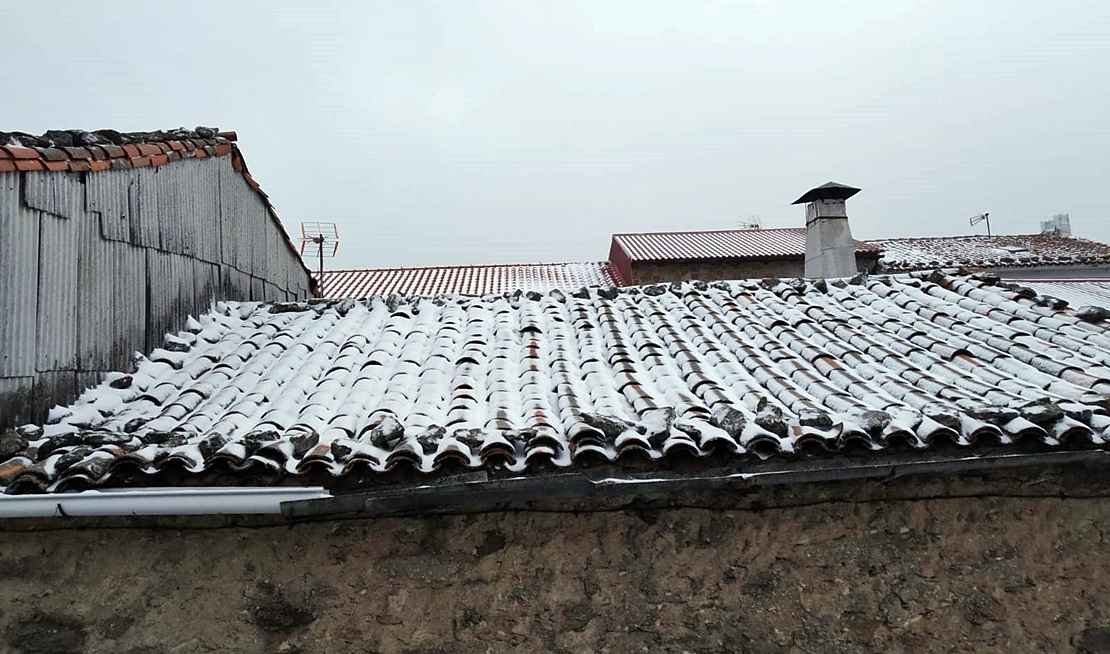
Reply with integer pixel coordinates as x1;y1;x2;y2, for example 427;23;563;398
3;471;1110;654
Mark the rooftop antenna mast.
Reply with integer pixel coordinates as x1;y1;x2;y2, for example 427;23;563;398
969;213;991;237
299;222;339;297
738;215;762;230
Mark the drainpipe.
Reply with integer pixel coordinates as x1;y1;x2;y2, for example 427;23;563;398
0;487;331;519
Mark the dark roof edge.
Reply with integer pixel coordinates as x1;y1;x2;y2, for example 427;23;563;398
284;448;1110;521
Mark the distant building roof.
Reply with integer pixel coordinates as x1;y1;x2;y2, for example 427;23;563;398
7;271;1110;494
610;227;883;263
1017;279;1110;310
871;235;1110;273
320;262;623;298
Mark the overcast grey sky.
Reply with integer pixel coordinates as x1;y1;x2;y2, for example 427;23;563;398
4;1;1108;270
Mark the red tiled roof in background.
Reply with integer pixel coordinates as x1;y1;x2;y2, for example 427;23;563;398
0;127;312;285
610;227;883;263
320;262;623;298
871;235;1110;272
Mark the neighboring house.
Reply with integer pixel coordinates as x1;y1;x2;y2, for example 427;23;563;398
870;234;1110;279
608;227;883;286
0;127;313;429
320;261;622;298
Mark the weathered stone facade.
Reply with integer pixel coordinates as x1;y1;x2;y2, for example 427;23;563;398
628;253;881;286
2;469;1110;653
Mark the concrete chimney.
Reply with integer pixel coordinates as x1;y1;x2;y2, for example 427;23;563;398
793;182;861;279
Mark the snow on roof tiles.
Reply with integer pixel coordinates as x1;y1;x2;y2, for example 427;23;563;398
1018;280;1110;311
872;235;1110;272
611;228;882;263
5;272;1110;494
320;262;624;299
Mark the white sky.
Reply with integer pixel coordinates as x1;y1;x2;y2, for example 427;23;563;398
4;1;1109;270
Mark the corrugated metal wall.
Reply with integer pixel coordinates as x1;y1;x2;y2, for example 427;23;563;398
0;157;312;428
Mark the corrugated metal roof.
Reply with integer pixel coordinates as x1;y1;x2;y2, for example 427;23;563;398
320;262;624;299
612;228;882;262
1017;280;1110;309
871;235;1110;272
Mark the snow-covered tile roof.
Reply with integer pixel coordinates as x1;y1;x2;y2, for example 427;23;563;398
319;262;623;299
4;272;1110;494
1018;280;1110;311
872;235;1110;272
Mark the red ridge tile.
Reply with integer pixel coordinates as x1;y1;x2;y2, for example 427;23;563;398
136;143;161;157
15;159;46;171
67;160;91;172
4;146;41;160
131;156;152;168
121;145;142;158
150;154;169;167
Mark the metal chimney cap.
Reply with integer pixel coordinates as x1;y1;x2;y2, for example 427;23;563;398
791;182;861;205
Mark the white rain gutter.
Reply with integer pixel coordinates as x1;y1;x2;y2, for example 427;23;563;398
0;487;332;519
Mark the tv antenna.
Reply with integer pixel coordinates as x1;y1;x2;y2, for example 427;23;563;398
299;222;339;297
969;213;991;237
738;215;762;230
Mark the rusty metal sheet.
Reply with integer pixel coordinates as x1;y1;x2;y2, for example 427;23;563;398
146;249;196;352
36;209;80;371
23;171;85;220
0;172;39;377
85;168;135;243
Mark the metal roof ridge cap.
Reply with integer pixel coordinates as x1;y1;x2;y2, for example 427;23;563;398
612;227;806;238
321;261;614;274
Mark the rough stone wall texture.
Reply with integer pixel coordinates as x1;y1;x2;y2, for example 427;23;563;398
3;474;1110;654
629;254;881;286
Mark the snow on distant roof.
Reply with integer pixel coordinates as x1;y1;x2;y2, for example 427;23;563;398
4;273;1110;494
320;262;623;299
872;235;1110;272
1018;279;1110;310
